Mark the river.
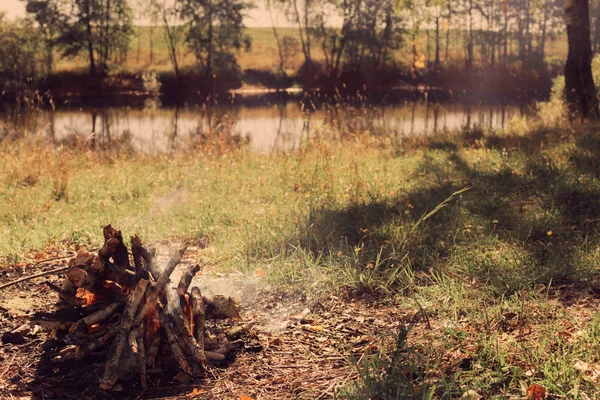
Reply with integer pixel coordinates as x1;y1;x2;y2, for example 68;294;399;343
2;96;532;153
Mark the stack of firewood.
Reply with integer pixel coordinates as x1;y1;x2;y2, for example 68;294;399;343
31;225;244;391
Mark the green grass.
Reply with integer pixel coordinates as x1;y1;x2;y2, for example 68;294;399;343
4;101;600;397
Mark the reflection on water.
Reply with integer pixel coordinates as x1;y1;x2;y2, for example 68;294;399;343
3;101;529;153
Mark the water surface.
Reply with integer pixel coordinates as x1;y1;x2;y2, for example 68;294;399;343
3;100;530;153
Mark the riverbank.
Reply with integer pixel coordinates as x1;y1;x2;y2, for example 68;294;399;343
11;62;553;108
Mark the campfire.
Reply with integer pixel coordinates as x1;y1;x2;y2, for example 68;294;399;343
31;225;246;391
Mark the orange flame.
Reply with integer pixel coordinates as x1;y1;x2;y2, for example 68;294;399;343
146;301;160;341
75;289;97;305
103;280;132;296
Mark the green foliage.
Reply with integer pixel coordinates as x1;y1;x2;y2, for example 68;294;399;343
178;0;253;78
0;16;48;91
25;0;134;75
341;0;405;69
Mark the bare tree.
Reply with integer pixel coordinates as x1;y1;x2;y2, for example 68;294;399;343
159;0;185;78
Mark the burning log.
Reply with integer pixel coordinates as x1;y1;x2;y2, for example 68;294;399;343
136;335;148;389
44;281;86;306
69;301;122;334
100;279;149;390
177;264;201;295
133;246;188;327
166;287;206;364
131;234;160;281
101;225;131;271
190;287;206;353
164;322;193;375
31;226;248;392
146;336;161;369
64;329;117;362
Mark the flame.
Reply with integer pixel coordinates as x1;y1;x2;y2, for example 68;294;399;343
75;288;97;305
146;301;160;341
88;323;102;334
103;280;133;296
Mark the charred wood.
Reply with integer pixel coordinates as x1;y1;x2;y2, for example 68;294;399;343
100;278;149;390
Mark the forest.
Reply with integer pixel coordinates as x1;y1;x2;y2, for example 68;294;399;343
1;0;598;99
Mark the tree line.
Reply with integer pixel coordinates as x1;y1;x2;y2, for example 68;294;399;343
0;0;599;100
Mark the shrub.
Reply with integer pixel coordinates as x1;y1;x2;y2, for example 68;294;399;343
0;16;48;93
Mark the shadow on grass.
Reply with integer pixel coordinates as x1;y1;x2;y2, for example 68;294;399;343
293;124;600;296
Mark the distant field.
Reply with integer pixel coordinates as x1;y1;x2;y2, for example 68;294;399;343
54;26;569;76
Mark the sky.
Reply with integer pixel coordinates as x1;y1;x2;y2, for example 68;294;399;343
0;0;293;27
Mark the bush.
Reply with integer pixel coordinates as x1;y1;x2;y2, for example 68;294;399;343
0;16;48;93
243;69;293;90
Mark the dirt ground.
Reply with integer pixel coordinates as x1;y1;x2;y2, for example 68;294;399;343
0;247;413;400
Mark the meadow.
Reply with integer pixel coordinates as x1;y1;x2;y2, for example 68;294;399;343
3;89;600;397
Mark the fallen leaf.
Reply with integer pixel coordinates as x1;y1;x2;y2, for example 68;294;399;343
239;396;254;400
305;325;325;332
574;359;600;382
255;268;266;278
459;390;481;399
503;312;517;321
526;383;546;400
574;359;590;372
187;388;205;398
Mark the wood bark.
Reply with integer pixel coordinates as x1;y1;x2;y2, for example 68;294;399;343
131;234;160;280
69;302;121;334
166;284;206;364
100;279;149;390
177;264;200;295
146;336;161;368
136;335;148;389
45;281;86;306
564;0;600;119
190;287;206;351
164;322;192;374
65;329;117;362
133;246;188;327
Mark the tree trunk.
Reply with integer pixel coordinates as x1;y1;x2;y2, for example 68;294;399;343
162;9;180;78
103;0;111;73
467;0;474;68
540;8;548;62
564;0;599;119
266;0;285;75
84;0;97;76
594;15;600;52
445;0;451;62
524;0;531;65
503;16;508;67
435;17;441;70
426;29;431;66
206;3;214;78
